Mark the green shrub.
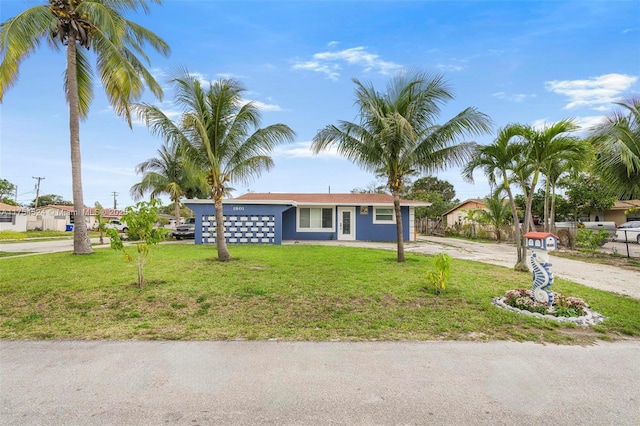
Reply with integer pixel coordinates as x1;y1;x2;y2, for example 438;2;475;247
575;227;609;253
426;252;452;294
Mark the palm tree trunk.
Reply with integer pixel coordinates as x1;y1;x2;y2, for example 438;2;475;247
505;184;527;271
173;198;181;227
214;194;231;261
543;178;550;232
66;35;93;255
550;183;557;234
392;190;405;263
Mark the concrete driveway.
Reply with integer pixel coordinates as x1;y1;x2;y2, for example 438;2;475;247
2;340;639;425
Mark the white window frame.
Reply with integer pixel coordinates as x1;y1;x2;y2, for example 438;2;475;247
373;207;396;224
296;205;335;232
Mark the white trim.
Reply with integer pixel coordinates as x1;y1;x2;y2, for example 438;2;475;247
296;205;335;232
337;207;356;240
373;207;396;224
409;207;415;241
184;198;430;207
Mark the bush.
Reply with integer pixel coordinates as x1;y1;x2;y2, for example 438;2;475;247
575;227;609;253
503;289;588;318
426;252;452;294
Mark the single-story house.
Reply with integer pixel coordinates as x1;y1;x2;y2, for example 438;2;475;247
443;199;487;228
0;202;28;232
27;205;124;231
586;200;640;225
184;193;430;245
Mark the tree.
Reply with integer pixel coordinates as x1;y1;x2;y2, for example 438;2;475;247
469;193;512;242
405;176;458;219
107;199;168;288
0;1;170;254
0;178;17;204
134;72;295;261
563;172;616;220
590;97;640;199
517;120;583;238
130;142;207;225
94;201;107;244
313;70;491;262
30;193;72;207
463;125;528;270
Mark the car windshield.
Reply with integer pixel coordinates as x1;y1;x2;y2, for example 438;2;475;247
619;221;640;228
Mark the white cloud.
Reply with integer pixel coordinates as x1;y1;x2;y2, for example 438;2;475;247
492;92;537;102
435;63;465;72
292;46;402;80
274;141;341;158
545;73;638;110
243;98;283;112
530;116;605;134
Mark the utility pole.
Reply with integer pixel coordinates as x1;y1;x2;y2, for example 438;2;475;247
32;176;45;208
111;191;118;210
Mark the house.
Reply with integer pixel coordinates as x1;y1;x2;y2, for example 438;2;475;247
184;193;430;245
523;231;559;251
27;205;124;231
0;202;28;232
443;199;487;228
586;200;640;225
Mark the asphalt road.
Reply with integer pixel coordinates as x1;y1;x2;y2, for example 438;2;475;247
1;340;639;425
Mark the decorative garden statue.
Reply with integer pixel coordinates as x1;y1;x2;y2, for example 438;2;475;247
523;232;560;306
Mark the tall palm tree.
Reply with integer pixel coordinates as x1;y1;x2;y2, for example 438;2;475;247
134;72;295;261
590;97;640;200
130;143;206;224
463;125;528;270
0;0;170;254
313;70;491;262
469;192;512;242
517;120;580;236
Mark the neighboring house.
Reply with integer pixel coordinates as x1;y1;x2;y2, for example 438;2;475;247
586;200;640;225
0;202;28;232
28;205;124;231
443;199;487;228
184;193;430;245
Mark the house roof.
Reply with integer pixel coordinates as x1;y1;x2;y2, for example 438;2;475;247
0;202;23;212
187;193;431;207
38;205;125;216
612;200;640;210
524;231;559;240
442;198;487;217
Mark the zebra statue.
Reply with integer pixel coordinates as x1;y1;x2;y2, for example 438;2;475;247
529;250;554;306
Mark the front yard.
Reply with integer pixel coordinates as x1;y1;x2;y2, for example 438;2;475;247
1;244;638;344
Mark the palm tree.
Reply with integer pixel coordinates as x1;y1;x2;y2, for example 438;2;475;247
130;143;206;225
463;125;528;270
134;72;295;261
469;193;512;242
313;70;491;262
312;71;490;262
590;97;640;200
517;120;581;236
0;1;170;254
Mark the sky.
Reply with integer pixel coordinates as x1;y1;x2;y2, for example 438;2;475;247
1;0;639;209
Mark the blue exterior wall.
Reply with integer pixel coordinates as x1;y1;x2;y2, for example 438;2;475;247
355;206;410;241
185;202;291;244
186;202;412;244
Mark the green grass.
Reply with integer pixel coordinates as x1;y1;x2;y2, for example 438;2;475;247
1;244;638;343
0;230;73;241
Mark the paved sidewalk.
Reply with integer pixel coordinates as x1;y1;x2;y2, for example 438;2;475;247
1;340;639;425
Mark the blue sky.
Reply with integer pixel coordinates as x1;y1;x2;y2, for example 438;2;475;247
1;0;639;209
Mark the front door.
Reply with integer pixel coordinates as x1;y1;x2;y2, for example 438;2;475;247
337;207;356;240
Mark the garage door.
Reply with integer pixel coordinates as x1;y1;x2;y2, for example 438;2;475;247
201;215;276;244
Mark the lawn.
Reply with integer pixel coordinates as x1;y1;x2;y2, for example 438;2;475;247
1;244;638;344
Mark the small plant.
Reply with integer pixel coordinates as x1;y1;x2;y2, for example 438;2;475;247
107;199;168;288
94;202;107;244
426;252;452;294
575;227;609;253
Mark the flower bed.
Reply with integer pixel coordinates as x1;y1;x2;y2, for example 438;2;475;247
493;289;606;326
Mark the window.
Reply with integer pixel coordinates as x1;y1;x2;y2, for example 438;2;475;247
298;207;334;231
373;207;395;224
0;214;14;224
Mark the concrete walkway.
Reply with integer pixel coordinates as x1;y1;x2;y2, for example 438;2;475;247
1;340;639;425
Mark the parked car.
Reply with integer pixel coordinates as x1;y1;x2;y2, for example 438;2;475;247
104;220;128;232
614;221;640;243
172;217;196;240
